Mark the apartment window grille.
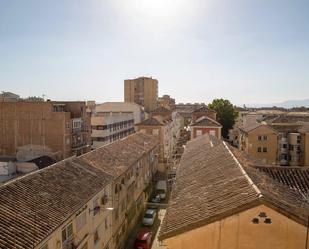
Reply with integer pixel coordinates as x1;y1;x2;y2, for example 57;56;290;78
62;223;73;242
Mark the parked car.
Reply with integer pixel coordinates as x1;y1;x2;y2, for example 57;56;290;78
142;209;157;226
151;194;161;203
134;228;152;249
148;194;161;209
156;180;167;200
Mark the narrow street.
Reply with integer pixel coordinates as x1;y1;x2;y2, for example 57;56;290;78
125;208;167;249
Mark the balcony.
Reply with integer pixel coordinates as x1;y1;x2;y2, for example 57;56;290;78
71;142;89;150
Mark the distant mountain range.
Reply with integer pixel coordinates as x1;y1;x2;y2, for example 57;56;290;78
247;99;309;108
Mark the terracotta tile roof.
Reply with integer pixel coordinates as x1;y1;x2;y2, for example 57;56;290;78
192;106;216;113
269;124;304;133
159;134;309;241
159;135;259;240
239;122;262;133
135;117;164;126
254;166;309;193
190;116;222;127
80;132;158;177
151;106;171;113
0;158;113;249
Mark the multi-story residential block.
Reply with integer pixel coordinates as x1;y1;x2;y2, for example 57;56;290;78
80;133;159;249
136;107;182;172
0;132;159;249
124;77;158;112
91;111;135;149
0;158;114;249
190;116;222;139
239;123;278;164
236;114;309;166
159;134;309;249
158;95;176;110
89;102;146;125
0;101;91;161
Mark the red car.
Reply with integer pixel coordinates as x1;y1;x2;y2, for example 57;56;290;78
134;228;152;249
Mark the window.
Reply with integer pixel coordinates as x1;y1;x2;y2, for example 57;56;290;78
263;135;268;141
252;218;259;224
258;136;262;141
94;230;99;244
209;130;216;136
93;198;100;216
105;218;108;229
152;129;159;136
62;223;73;242
263;147;267;153
257;147;262;153
196;130;203;137
76;211;87;232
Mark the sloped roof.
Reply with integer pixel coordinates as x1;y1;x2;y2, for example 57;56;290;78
239;123;278;134
151;106;171;113
190;116;222;127
239;122;262;133
192;106;216;113
159;134;309;241
80;132;158;177
254;166;309;194
0;158;113;249
135;117;164;126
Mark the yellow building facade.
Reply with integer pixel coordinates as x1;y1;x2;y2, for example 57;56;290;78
164;205;307;249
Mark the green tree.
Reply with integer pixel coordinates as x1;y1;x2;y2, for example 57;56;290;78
208;99;238;138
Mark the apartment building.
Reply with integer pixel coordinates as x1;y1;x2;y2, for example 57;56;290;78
0;101;91;161
124;77;158;112
88;102;146;125
236;114;309;166
0;158;114;249
80;133;159;249
239;123;278;165
159;134;309;249
0;132;159;249
135;107;182;172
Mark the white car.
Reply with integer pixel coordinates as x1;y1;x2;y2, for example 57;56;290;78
142;209;157;226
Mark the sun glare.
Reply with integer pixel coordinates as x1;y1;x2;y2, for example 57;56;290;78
112;0;196;29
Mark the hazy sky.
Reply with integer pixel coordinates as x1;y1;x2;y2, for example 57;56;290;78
1;0;309;105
